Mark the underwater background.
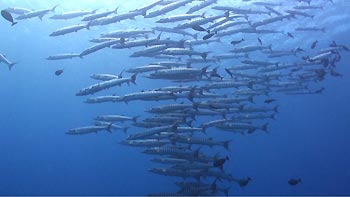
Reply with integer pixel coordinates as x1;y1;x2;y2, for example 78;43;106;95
0;0;350;196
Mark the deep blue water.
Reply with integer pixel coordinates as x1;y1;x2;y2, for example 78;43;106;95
1;0;350;196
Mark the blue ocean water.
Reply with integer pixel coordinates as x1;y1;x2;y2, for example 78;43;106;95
0;0;350;196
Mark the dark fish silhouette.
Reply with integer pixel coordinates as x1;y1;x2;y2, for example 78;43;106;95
264;98;276;104
192;25;209;33
225;68;233;78
55;69;64;76
203;31;216;40
296;47;304;52
1;9;17;26
237;177;252;187
287;32;294;39
231;38;245;45
288;178;301;186
213;156;229;170
258;37;262;46
311;40;318;49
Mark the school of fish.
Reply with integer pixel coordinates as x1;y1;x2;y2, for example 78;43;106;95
2;0;348;195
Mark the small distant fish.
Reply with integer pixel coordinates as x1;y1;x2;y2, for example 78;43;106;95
230;38;245;45
342;45;350;52
258;37;262;46
1;9;18;26
213;156;229;170
288;178;301;186
191;25;209;33
203;31;216;40
296;47;304;52
236;177;252;188
311;40;318;49
264;98;276;104
287;32;294;39
295;27;325;33
55;69;64;76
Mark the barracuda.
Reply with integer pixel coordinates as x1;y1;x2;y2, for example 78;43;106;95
16;5;58;20
76;74;137;96
127;124;177;140
82;8;118;21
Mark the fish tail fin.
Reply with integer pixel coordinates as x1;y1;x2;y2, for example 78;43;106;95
193;33;198;40
132;116;138;123
157;33;162;40
86;21;91;30
9;62;17;71
92;9;98;14
248;128;256;134
268;44;273;51
123;127;129;134
52;4;59;12
201;127;207;134
224;140;231;151
261;123;269;132
12;22;18;26
106;123;113;133
274;105;280;113
299;178;302;183
171;123;178;131
118;70;124;78
187;94;194;103
202;65;210;74
248;96;255;103
225;68;233;78
191;113;196;121
114;7;119;14
131;74;137;85
201;52;208;60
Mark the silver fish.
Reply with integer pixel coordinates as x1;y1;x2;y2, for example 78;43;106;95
16;5;58;20
50;10;97;20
